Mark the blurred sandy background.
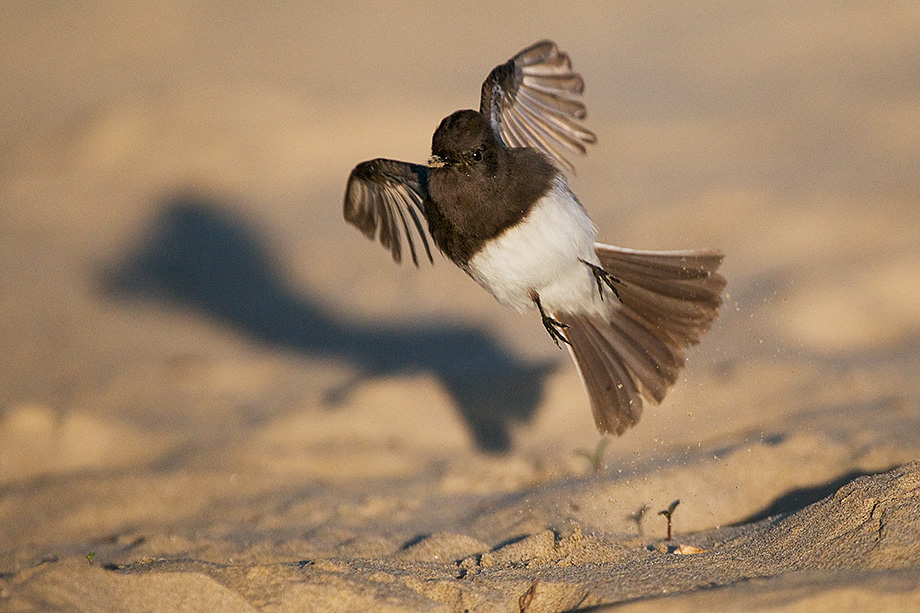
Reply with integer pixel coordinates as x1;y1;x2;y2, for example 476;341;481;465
2;2;920;611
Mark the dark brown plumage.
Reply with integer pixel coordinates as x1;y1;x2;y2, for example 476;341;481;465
343;40;726;437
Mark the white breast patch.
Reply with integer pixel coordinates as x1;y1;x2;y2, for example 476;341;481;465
466;176;609;317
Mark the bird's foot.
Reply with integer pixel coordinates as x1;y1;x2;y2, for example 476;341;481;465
541;313;570;348
580;259;623;302
531;292;571;348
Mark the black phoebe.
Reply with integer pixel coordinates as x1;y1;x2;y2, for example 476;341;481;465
343;40;726;435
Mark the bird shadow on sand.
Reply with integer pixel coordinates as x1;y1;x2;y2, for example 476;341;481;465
101;193;555;452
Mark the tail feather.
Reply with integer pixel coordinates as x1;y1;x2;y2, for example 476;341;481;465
559;314;642;434
603;309;682;399
558;244;726;435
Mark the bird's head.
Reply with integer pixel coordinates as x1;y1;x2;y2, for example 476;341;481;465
429;110;501;173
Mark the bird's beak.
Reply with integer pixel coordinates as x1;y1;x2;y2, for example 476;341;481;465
428;155;448;168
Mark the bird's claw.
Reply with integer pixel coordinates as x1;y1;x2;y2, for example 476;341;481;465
531;292;571;348
580;259;623;302
541;313;571;348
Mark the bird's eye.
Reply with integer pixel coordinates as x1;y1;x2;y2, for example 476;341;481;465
471;149;483;162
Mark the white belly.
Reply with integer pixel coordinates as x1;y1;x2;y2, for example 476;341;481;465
466;176;609;316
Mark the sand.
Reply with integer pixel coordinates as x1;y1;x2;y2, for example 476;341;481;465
2;2;920;611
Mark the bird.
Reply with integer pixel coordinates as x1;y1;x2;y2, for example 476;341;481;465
343;40;726;436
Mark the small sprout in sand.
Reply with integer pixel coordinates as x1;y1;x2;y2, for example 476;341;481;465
85;552;96;565
576;436;611;473
658;499;681;542
627;504;650;535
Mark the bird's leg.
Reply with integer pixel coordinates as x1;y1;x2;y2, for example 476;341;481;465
530;291;570;348
580;259;623;302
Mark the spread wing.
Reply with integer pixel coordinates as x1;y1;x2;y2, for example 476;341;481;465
344;158;434;266
480;40;597;173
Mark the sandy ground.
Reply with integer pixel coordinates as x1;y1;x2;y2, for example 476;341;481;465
2;2;920;611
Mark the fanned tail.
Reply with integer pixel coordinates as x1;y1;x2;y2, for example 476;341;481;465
557;244;726;435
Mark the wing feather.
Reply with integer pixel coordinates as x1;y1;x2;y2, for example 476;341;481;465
343;158;433;266
480;40;597;173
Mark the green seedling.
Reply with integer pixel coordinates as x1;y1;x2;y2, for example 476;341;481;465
658;499;681;542
85;552;96;565
627;504;650;535
576;436;611;473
